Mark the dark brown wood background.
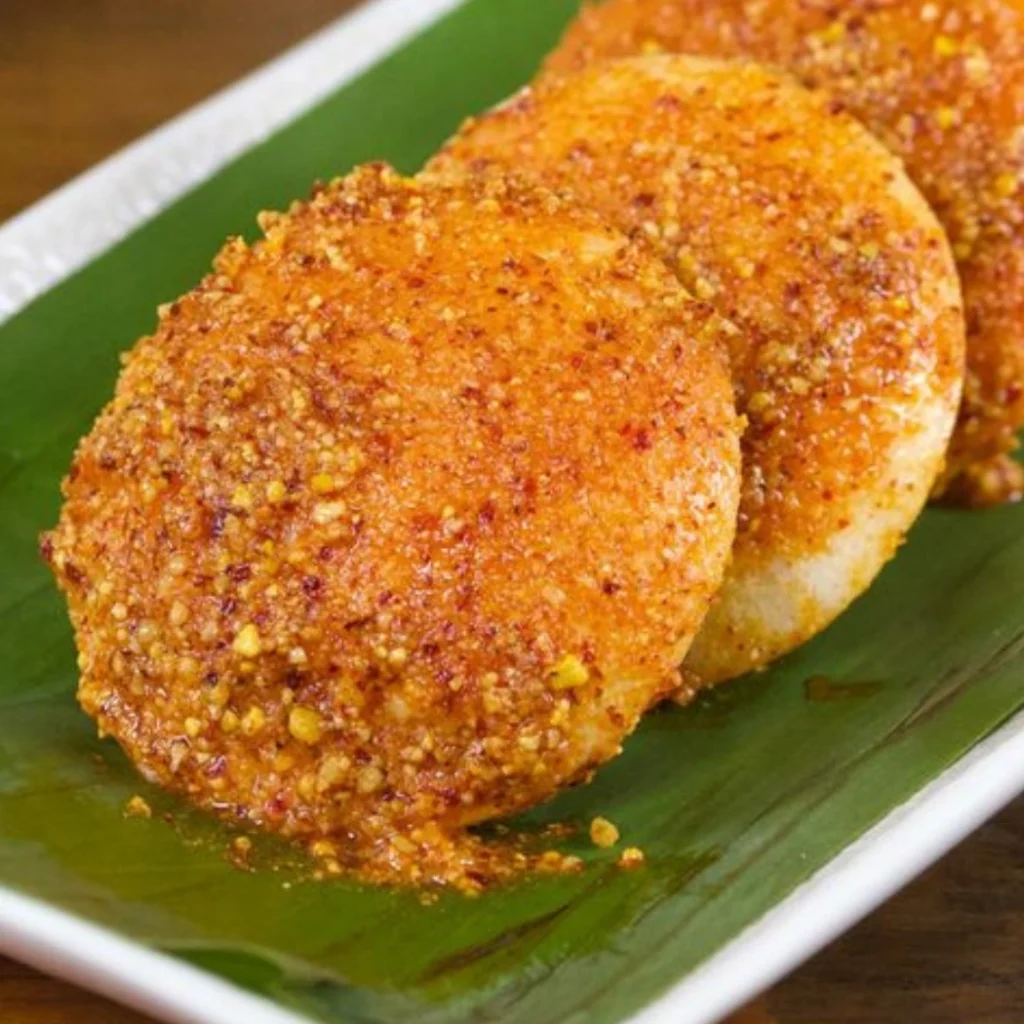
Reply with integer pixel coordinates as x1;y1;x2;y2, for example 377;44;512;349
1;2;1022;1022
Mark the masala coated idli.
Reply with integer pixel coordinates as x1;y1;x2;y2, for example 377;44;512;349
43;164;741;881
429;57;965;684
546;0;1024;504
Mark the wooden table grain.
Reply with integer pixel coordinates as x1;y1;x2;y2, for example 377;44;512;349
1;2;1021;1022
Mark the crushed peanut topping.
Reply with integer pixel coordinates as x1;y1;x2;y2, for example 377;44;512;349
994;172;1019;198
230;485;252;509
548;654;590;690
618;846;646;870
589;816;621;848
124;795;152;819
241;706;266;736
288;706;324;746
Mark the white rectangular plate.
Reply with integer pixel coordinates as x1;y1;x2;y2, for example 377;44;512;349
2;3;1023;1023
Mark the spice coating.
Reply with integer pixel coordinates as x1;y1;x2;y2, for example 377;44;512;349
43;165;742;884
429;58;965;683
545;0;1024;504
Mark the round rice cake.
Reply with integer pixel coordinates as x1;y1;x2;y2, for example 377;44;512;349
546;0;1024;505
428;57;965;684
43;164;741;878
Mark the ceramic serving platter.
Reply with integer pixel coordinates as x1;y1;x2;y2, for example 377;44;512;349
2;2;1024;1023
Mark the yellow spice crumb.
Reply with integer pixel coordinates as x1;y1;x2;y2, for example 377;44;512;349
125;795;152;819
747;391;774;415
312;500;347;525
589;816;621;848
230;485;252;509
548;654;590;690
317;754;351;791
232;623;262;658
735;257;755;279
817;20;846;44
288;705;324;745
356;764;385;794
995;172;1019;198
241;706;266;736
391;834;417;855
310;838;338;858
693;277;716;300
618;847;646;869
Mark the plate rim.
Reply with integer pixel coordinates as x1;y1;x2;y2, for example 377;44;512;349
634;709;1024;1023
2;1;1023;1022
0;887;312;1024
0;0;464;321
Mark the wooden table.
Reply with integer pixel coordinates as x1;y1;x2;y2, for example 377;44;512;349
1;2;1022;1022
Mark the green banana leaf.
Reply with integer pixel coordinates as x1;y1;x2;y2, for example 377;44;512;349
2;1;1024;1021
